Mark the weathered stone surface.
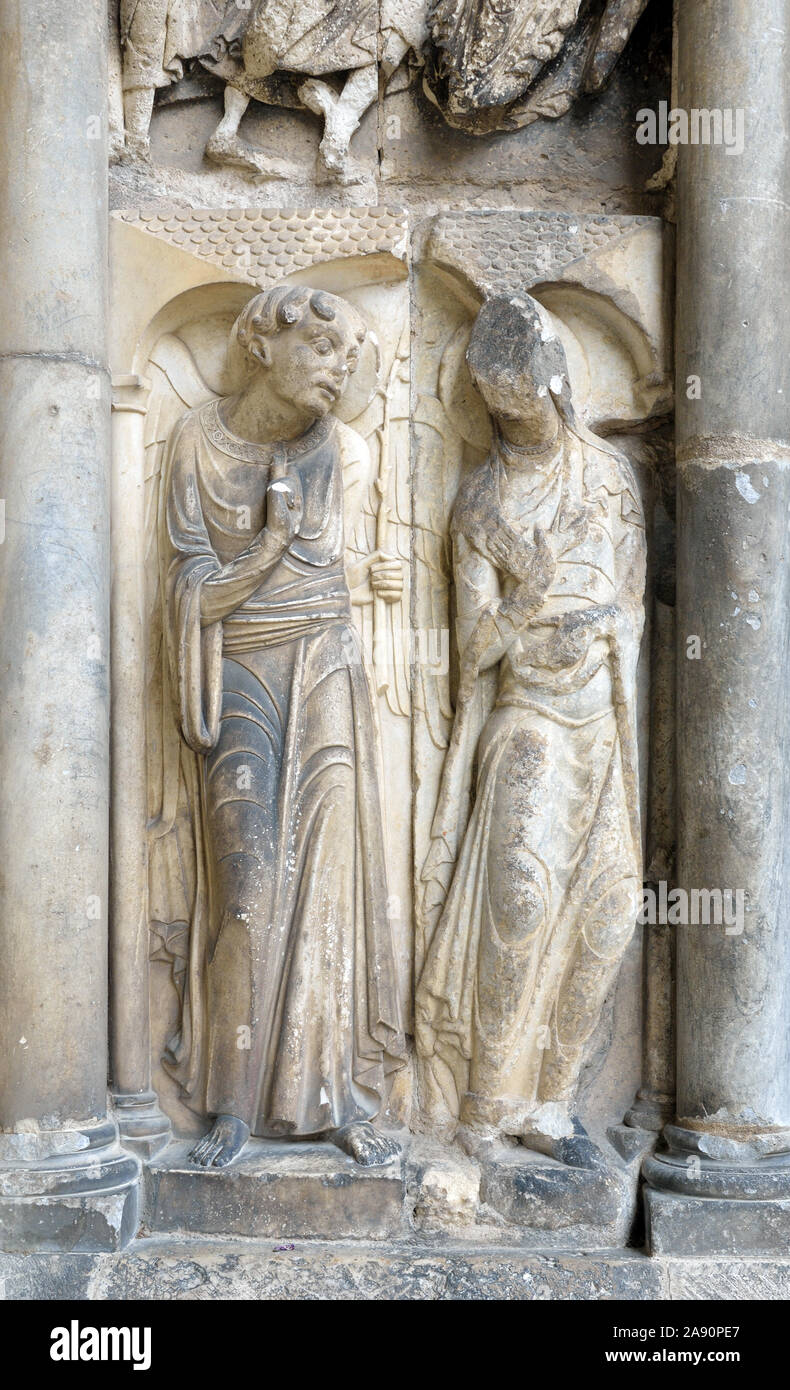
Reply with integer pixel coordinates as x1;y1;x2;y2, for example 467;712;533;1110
642;0;790;1247
479;1150;636;1247
9;1236;790;1301
667;1259;790;1302
424;0;651;133
0;1240;666;1301
144;1142;406;1240
410;1154;482;1233
413;291;647;1179
646;1189;790;1258
0;1123;140;1254
0;0;143;1252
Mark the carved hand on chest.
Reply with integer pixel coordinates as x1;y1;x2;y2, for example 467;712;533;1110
265;451;304;548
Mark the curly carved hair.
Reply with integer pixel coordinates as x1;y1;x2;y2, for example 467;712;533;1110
230;285;367;375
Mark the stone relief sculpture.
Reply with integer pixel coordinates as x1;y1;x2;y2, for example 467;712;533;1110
414;293;646;1168
120;0;415;182
119;0;224;158
151;284;407;1167
118;0;652;175
426;0;652;132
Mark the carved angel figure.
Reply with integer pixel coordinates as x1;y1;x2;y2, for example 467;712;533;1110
415;294;646;1167
157;285;405;1167
426;0;652;131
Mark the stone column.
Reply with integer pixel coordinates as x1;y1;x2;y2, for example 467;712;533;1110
627;590;676;1133
0;1;140;1249
110;377;171;1160
645;0;790;1254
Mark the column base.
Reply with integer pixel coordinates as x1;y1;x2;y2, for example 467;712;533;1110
0;1118;141;1253
113;1090;172;1163
644;1122;790;1199
624;1089;675;1133
645;1187;790;1256
643;1122;790;1255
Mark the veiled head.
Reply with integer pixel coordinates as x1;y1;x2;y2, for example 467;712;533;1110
466;294;572;443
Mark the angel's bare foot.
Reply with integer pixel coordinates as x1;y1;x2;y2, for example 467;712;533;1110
189;1114;250;1168
331;1121;399;1166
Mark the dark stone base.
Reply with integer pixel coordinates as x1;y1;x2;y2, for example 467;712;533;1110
479;1149;637;1246
0;1122;141;1253
113;1091;172;1164
645;1188;790;1256
0;1239;665;1300
144;1139;405;1240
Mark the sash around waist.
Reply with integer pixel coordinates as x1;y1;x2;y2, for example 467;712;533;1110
221;598;353;653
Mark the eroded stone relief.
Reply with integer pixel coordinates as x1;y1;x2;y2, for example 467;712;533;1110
113;0;666;209
414;292;646;1169
106;203;671;1242
157;287;409;1169
426;0;652;133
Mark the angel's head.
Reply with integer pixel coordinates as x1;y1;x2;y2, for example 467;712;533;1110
228;286;367;418
466;294;573;447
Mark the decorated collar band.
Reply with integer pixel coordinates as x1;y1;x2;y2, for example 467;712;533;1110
201;398;334;463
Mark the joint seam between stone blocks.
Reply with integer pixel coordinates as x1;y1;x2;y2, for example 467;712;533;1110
0;350;110;375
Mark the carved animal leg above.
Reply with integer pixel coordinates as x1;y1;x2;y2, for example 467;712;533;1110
298;64;378;185
205;85;303;182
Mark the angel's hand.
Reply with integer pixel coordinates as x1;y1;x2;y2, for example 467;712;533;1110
265;463;303;547
347;549;404;603
370;553;404;604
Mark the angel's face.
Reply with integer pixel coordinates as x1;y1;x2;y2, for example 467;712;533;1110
261;310;363;418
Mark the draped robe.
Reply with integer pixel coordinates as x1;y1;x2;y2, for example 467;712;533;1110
159;399;404;1136
415;424;646;1135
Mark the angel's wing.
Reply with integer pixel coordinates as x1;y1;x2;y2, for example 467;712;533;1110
143;334;216;940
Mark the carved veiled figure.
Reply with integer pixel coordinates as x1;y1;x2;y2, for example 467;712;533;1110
415;295;646;1167
158;286;405;1167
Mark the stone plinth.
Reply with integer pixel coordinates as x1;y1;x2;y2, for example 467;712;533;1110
0;1121;140;1254
645;1189;790;1258
144;1141;405;1241
5;1238;790;1301
479;1149;640;1248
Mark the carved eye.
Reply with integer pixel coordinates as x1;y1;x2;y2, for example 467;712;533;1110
312;338;333;356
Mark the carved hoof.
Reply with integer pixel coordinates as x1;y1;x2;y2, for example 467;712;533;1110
205;133;300;183
122;135;152;165
317;145;371;188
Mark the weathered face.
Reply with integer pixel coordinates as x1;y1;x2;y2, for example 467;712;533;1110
466;297;567;447
263;310;362;418
470;353;561;439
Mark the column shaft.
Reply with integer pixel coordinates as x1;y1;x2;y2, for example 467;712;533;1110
0;0;139;1249
110;376;170;1158
646;0;790;1250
